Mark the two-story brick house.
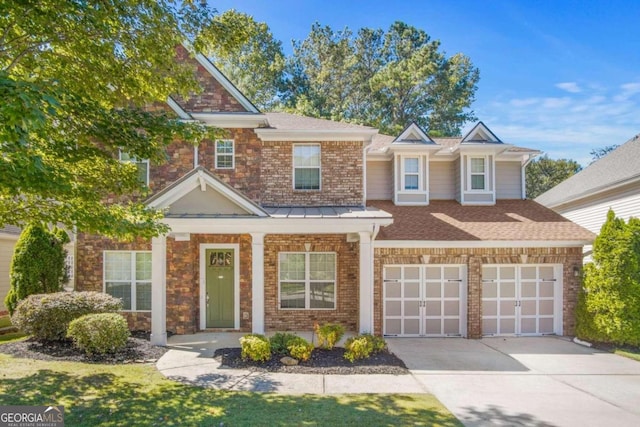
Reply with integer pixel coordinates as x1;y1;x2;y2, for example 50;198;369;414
75;47;594;345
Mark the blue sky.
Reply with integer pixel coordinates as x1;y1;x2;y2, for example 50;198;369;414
212;0;640;165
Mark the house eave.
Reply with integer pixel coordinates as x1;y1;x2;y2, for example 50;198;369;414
254;128;379;142
374;240;592;249
190;113;269;128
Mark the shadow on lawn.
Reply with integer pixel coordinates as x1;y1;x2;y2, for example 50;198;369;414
0;369;461;426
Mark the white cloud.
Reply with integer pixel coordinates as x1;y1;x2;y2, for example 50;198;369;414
614;82;640;101
556;82;582;93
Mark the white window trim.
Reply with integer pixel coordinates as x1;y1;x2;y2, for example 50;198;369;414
292;143;322;191
467;155;489;192
278;252;337;310
401;155;423;191
119;150;150;186
103;250;152;312
215;139;235;170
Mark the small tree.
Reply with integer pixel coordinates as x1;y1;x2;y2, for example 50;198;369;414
5;223;69;314
576;210;640;345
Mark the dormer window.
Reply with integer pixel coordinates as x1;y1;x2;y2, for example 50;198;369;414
469;157;487;190
403;157;420;190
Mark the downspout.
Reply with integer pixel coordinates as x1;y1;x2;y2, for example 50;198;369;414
370;223;380;334
362;143;368;206
521;153;539;199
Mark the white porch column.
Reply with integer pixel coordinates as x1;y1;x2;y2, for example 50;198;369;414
359;231;373;333
251;233;265;334
150;235;167;346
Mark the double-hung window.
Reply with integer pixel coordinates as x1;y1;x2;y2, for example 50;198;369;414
104;251;152;311
469;157;487;190
403;157;420;190
293;144;321;190
279;252;336;309
119;151;149;185
215;139;234;169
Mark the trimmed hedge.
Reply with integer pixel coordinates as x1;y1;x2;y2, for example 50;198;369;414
344;334;386;362
315;323;345;350
287;336;313;361
67;313;130;355
11;291;123;341
269;332;299;355
240;334;271;362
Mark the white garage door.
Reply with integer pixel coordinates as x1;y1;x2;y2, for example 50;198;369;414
482;265;562;336
383;265;466;337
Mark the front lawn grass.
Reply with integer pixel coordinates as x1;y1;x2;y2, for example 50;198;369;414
0;315;26;343
0;315;11;329
0;354;461;426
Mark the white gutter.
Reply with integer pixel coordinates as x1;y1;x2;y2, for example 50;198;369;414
521;152;539;199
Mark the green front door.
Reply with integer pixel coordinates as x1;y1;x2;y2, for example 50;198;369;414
205;249;235;328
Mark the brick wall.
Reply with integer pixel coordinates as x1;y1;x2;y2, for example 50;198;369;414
261;141;364;206
374;246;583;338
263;234;359;331
150;141;195;193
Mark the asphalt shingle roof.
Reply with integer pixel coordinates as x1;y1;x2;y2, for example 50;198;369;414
264;112;374;131
536;134;640;208
368;200;595;242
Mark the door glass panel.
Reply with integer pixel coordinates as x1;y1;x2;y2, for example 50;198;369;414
444;267;459;280
521;300;536;316
521;282;537;298
404;301;420;317
404;267;420;280
444;282;459;297
539;318;554;333
539;300;554;315
483;319;497;335
425;319;442;335
386;319;401;335
540;282;554;297
500;282;516;298
520;318;536;334
500;319;515;334
385;282;401;298
483;267;497;281
483;300;497;316
483;282;497;298
444;301;459;316
385;267;401;280
425;267;441;280
521;267;536;280
500;267;515;280
385;301;401;316
404;319;420;335
426;282;441;298
404;282;420;298
425;301;441;315
443;319;460;335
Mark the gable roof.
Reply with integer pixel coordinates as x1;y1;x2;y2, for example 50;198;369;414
256;112;378;142
146;166;269;217
367;199;594;243
393;122;436;144
536;133;640;208
461;121;502;143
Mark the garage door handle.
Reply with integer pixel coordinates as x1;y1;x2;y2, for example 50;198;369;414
383;279;399;283
447;279;463;282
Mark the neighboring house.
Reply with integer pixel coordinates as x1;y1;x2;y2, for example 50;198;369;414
75;46;594;345
0;226;20;314
536;134;640;259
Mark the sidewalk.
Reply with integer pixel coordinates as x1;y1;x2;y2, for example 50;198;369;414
156;332;428;394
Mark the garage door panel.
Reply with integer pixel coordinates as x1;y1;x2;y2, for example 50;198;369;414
521;282;537;298
520;318;536;334
500;300;516;316
444;282;460;297
500;282;516;298
425;267;441;280
425;282;441;298
385;282;401;298
483;300;497;316
483;282;497;298
500;267;515;280
443;319;460;335
405;282;420;298
500;319;516;334
386;319;401;335
386;300;401;316
405;301;420;316
425;319;442;335
444;300;459;316
483;319;497;335
539;300;554;316
385;267;401;280
405;318;420;335
539;318;554;333
425;301;441;315
404;266;421;280
540;282;554;297
521;300;537;315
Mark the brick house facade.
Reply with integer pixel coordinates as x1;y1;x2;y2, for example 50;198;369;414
74;47;594;345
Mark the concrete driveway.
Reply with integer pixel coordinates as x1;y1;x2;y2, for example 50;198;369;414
387;336;640;427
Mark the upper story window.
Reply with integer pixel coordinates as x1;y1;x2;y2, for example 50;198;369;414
469;157;487;191
403;157;420;190
293;144;321;190
119;151;149;185
215;139;234;169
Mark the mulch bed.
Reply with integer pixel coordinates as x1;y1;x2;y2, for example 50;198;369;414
0;331;167;364
214;347;408;375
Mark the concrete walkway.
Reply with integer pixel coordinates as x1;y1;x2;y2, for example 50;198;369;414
156;332;426;394
157;334;640;426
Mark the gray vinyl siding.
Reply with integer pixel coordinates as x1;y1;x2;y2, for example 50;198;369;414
496;161;522;199
366;160;393;200
454;158;461;202
429;161;455;199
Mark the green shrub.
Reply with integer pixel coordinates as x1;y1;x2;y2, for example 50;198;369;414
269;332;299;355
344;333;387;363
287;336;314;361
5;224;69;315
67;313;130;355
239;334;271;362
577;210;640;346
11;291;123;341
315;323;345;350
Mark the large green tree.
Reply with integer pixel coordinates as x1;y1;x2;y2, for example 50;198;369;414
0;0;244;239
5;223;69;315
208;10;286;110
526;155;582;199
283;22;480;136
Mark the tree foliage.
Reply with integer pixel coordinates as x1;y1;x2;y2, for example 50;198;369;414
576;210;640;346
526;155;582;199
208;10;286;110
589;144;619;164
0;0;243;239
5;223;69;314
282;22;479;136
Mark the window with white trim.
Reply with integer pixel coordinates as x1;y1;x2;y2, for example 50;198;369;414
215;139;234;169
403;157;420;190
469;157;487;190
104;251;151;311
119;151;149;185
279;252;336;309
293;144;321;190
